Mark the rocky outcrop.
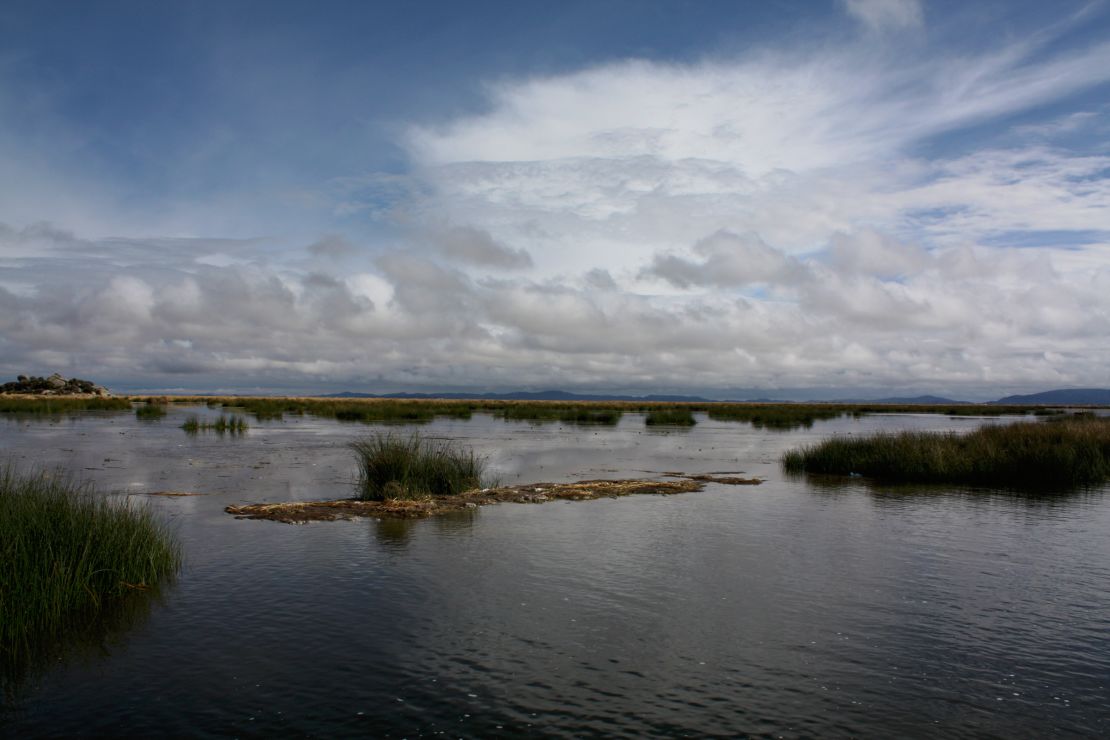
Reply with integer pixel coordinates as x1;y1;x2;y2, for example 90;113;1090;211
0;373;110;396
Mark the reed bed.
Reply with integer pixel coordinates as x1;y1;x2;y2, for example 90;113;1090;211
0;466;180;651
350;433;490;501
138;396;1079;431
708;405;845;430
181;414;249;434
782;415;1110;488
645;407;697;426
0;397;131;414
135;403;168;420
224;397;473;423
498;405;622;424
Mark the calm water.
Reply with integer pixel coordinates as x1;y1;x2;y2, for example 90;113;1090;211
2;408;1108;738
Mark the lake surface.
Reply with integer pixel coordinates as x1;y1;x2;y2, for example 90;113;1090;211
2;408;1108;738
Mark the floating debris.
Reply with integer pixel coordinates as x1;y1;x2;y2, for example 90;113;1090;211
130;490;209;497
226;478;708;524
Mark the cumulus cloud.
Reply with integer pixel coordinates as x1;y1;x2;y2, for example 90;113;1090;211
645;231;805;288
428;225;533;269
3;6;1110;396
307;234;359;259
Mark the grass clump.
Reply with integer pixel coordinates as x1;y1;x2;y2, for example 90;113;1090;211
0;466;180;652
499;405;622;425
350;433;489;501
645;407;697;426
708;405;844;430
782;416;1110;489
135;403;168;420
181;414;248;434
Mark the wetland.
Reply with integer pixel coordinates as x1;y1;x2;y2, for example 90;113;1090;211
1;401;1108;737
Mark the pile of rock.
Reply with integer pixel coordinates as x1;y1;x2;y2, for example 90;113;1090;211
0;373;110;396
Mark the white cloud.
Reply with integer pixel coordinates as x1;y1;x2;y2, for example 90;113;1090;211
3;7;1110;396
842;0;924;33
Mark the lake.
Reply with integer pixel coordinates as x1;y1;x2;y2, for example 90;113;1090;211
2;407;1108;737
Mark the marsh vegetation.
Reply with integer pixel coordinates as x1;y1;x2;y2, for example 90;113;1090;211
155;395;1072;434
782;415;1110;488
350;433;490;500
707;405;845;429
0;466;180;655
135;402;168;420
498;405;622;424
181;414;249;434
645;407;697;426
0;397;131;414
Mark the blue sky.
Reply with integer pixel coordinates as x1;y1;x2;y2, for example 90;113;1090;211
2;0;1109;398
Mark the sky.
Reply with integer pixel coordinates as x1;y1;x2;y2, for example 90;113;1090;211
1;0;1109;399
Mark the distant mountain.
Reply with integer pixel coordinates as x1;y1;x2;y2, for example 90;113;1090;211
825;395;964;405
991;389;1110;405
324;389;714;403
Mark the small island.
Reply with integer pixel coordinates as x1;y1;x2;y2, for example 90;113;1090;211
226;432;761;523
1;373;110;396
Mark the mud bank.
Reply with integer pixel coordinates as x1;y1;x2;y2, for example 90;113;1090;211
226;475;761;523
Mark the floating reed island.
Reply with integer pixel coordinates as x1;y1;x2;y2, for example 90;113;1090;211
0;466;180;653
782;414;1110;489
227;432;761;523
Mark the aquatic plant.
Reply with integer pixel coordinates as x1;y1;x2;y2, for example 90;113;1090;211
645;407;697;426
0;466;180;653
0;397;131;414
135;403;168;420
350;433;489;500
782;415;1110;488
181;414;249;434
223;397;474;423
499;405;622;424
708;405;844;430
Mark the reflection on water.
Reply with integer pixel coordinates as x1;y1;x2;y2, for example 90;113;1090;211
2;586;166;704
372;517;418;548
0;409;1108;737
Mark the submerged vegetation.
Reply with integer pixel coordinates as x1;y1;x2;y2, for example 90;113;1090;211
350;433;489;500
782;415;1110;488
0;466;180;653
181;414;249;434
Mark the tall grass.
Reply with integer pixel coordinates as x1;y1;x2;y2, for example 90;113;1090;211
135;402;167;420
0;466;180;652
645;407;697;426
782;416;1110;488
708;405;844;430
499;405;622;425
225;397;473;423
350;433;489;500
0;397;130;414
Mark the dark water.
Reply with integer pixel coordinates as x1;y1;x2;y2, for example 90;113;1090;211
1;409;1108;738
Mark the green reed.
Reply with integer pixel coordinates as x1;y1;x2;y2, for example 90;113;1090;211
350;433;490;501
